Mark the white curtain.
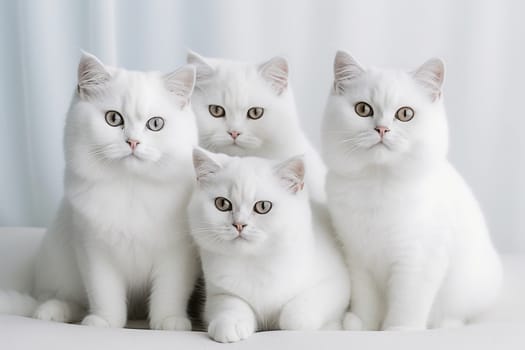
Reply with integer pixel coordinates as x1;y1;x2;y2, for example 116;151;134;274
0;0;523;253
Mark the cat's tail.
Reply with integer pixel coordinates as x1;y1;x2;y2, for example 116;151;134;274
0;290;38;317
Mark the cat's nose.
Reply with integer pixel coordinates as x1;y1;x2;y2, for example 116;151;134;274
374;126;390;138
126;139;140;151
232;223;247;233
228;131;241;140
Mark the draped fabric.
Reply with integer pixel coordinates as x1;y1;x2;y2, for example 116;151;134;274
0;0;523;252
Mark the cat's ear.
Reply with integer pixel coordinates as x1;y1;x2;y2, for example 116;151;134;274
412;58;445;102
77;51;111;99
163;65;196;108
193;148;222;183
274;156;305;194
333;50;365;95
258;56;289;95
187;50;215;84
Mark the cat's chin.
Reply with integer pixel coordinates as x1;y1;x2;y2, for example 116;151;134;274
343;143;403;170
213;144;250;156
202;236;264;256
114;154;160;175
120;154;146;167
208;140;261;156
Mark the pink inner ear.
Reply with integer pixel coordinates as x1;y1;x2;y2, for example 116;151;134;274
293;182;305;193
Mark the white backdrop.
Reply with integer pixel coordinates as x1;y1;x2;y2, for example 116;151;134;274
0;0;523;253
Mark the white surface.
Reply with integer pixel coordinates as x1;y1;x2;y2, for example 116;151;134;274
0;0;524;253
0;227;525;349
1;316;524;350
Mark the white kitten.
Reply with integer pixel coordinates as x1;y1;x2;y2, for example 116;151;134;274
187;51;327;202
0;52;199;330
322;51;502;330
188;149;350;342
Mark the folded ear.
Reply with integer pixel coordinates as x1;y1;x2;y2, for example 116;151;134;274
412;58;445;102
333;50;365;95
258;56;289;95
273;156;305;194
187;50;215;84
77;51;111;99
163;65;196;108
193;147;222;183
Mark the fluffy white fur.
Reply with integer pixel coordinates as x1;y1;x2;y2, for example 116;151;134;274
187;51;327;202
188;149;350;342
0;52;199;330
322;51;502;330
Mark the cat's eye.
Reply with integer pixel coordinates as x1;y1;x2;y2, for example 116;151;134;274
247;107;264;120
395;106;415;122
209;105;226;118
146;117;165;131
105;110;124;127
215;197;232;212
354;102;373;117
253;200;272;215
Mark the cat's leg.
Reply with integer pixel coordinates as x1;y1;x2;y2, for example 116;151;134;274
33;298;85;323
206;294;257;343
381;250;448;331
77;247;127;328
32;223;87;323
344;268;383;331
148;246;199;331
279;277;350;331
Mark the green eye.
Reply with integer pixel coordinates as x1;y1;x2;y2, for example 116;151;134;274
354;102;373;117
215;197;232;211
105;110;124;127
253;200;272;214
146;116;165;131
395;106;415;122
209;105;226;118
247;107;264;120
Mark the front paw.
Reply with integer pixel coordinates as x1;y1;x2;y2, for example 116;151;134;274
343;312;363;331
208;316;254;343
33;300;71;323
150;316;192;331
81;314;111;328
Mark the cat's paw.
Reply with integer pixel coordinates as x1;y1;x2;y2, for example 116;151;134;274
208;316;254;343
33;300;72;323
150;316;192;331
279;310;321;330
81;314;111;328
343;312;363;331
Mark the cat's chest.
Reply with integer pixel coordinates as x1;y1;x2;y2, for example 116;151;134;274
328;173;443;263
68;179;189;241
205;255;308;317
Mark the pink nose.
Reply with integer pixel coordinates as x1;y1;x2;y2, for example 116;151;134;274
127;139;140;151
374;126;390;138
228;131;241;140
233;223;247;233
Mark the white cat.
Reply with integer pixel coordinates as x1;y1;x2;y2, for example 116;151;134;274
188;149;350;342
0;52;199;330
187;51;327;202
322;51;502;330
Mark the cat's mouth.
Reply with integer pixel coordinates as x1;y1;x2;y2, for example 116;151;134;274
230;140;244;148
124;152;145;162
233;234;248;241
370;141;390;150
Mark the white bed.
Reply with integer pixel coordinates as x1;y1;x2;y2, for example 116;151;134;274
1;227;524;349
